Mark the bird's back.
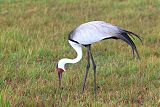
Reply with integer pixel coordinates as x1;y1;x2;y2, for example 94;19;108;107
69;21;121;45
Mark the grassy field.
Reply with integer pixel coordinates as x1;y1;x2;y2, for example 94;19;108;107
0;0;160;106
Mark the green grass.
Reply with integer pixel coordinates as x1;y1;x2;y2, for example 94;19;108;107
0;0;160;106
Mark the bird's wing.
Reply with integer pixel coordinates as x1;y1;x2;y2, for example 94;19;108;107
69;21;123;44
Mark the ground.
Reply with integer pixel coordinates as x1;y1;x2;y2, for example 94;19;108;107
0;0;160;106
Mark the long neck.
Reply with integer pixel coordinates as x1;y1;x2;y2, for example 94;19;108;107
58;40;82;70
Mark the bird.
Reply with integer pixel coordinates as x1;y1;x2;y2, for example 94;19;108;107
56;21;142;96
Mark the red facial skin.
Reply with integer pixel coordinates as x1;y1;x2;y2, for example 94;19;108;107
57;68;64;74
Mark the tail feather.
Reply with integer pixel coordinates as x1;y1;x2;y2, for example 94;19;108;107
123;30;143;44
118;32;140;59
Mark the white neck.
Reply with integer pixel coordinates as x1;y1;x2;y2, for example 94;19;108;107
58;40;82;71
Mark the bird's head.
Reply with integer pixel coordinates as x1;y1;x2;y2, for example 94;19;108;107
56;63;64;87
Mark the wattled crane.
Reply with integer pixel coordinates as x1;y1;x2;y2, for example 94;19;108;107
56;21;142;96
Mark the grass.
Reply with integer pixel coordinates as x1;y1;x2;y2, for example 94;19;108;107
0;0;160;106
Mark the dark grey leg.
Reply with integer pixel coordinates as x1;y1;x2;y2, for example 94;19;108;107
89;47;97;97
82;46;90;94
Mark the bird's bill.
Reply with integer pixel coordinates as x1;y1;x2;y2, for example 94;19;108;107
58;73;62;87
